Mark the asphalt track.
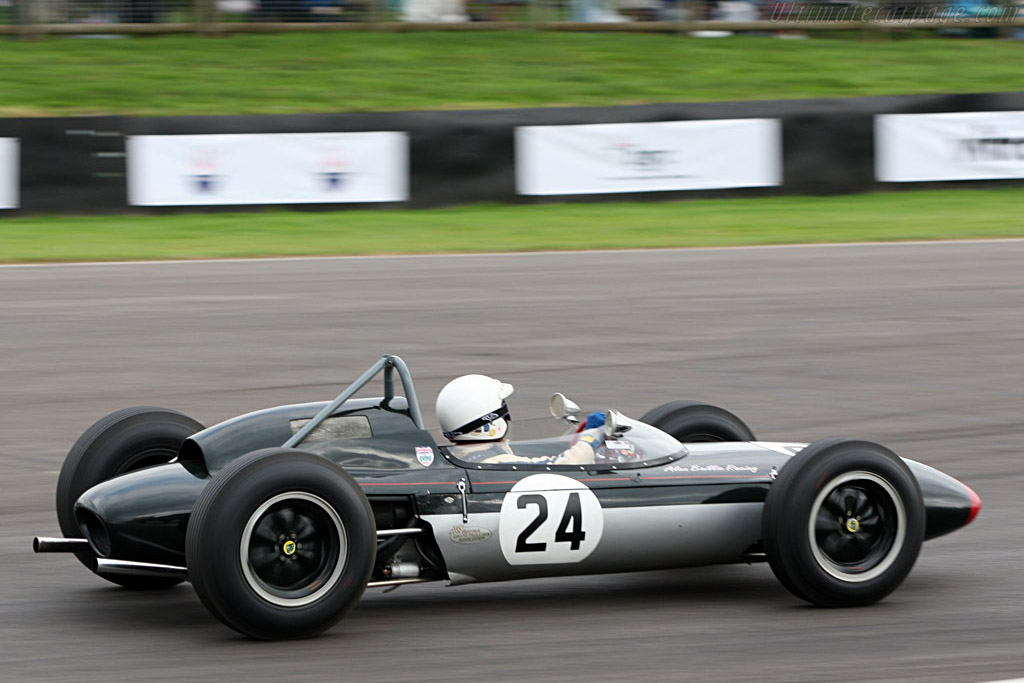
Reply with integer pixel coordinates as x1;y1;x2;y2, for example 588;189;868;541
3;242;1023;682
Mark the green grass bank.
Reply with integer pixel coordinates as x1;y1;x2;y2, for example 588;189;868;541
2;188;1021;263
3;33;1023;116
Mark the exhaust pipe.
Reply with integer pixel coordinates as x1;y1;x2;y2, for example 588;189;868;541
34;537;91;553
35;538;188;580
95;558;188;581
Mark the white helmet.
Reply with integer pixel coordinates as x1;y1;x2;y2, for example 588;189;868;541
436;374;514;442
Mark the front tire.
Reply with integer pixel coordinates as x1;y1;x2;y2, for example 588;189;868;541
186;448;376;640
640;401;755;442
762;438;925;607
56;406;204;589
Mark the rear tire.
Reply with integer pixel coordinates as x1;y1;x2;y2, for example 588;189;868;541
186;448;376;640
640;401;755;442
762;438;925;606
56;406;204;589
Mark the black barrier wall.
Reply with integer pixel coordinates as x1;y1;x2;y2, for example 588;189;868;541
2;92;1023;215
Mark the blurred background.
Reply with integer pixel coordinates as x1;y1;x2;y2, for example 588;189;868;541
2;0;1021;31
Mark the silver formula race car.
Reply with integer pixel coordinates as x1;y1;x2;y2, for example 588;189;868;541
34;355;980;640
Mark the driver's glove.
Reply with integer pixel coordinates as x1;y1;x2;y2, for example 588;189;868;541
577;427;606;453
552;427;606;465
584;412;606;429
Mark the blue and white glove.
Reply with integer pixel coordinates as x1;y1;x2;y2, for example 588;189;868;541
577;412;607;453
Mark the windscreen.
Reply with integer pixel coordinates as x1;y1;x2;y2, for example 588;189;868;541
447;416;686;470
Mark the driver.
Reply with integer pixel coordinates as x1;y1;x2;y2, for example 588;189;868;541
436;374;606;465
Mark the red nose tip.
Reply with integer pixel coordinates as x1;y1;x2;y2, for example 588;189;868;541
965;484;982;525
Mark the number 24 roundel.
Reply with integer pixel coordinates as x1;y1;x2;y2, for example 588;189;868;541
498;474;604;565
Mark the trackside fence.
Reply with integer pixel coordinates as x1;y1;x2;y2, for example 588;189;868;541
1;92;1023;214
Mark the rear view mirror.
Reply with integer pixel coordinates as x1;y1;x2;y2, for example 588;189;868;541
550;393;581;424
605;409;630;438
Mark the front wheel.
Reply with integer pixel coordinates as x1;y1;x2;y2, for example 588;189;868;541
762;438;925;607
56;406;204;589
186;448;376;640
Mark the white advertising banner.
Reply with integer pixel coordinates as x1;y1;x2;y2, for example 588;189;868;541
876;111;1024;182
516;119;782;196
0;138;18;209
127;132;408;206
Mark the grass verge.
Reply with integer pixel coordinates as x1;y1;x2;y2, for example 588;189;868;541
2;33;1024;116
1;188;1021;263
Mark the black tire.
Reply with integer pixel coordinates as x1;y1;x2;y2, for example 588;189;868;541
639;401;756;442
762;438;925;607
186;448;376;640
56;406;204;590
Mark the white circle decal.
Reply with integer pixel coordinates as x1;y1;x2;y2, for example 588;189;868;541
498;474;604;566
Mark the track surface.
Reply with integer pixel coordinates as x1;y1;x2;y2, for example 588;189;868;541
3;243;1022;682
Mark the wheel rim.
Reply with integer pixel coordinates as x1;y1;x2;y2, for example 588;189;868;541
808;471;905;583
240;492;348;607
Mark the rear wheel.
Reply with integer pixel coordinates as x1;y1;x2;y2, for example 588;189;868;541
56;406;203;589
186;448;376;640
640;401;755;442
762;438;925;606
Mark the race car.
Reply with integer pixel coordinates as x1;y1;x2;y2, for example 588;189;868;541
33;355;981;640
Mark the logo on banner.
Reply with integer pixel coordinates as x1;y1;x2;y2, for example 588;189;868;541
129;131;407;206
954;125;1024;163
318;147;349;191
876;112;1024;183
604;137;677;175
188;148;221;194
516;120;780;196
